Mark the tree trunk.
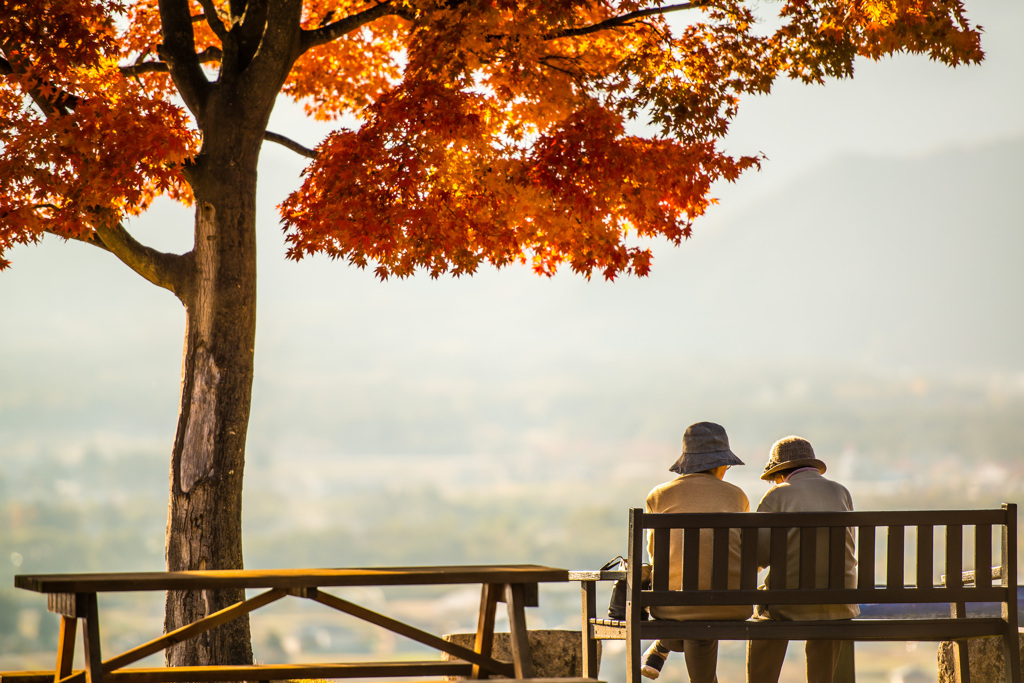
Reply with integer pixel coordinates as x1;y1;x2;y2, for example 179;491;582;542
163;127;260;666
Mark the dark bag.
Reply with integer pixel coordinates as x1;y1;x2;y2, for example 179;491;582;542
604;556;651;620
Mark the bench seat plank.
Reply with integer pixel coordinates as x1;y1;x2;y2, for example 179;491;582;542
634;616;1014;641
77;661;472;683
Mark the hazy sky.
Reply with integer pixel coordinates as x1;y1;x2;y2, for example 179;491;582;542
1;0;1022;458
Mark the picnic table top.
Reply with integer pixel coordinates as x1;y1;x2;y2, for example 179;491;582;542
14;564;569;593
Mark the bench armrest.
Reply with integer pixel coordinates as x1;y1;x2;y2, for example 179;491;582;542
569;570;627;582
941;566;1003;587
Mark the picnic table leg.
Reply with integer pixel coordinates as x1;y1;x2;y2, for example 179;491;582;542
472;583;501;679
504;583;535;680
55;615;77;683
80;594;103;683
580;581;599;678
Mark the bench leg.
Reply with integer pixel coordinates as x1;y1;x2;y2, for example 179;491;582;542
1003;626;1021;683
625;635;641;683
951;599;972;683
833;641;855;683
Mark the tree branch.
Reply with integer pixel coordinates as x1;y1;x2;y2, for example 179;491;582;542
235;0;270;65
243;0;302;103
157;0;212;116
300;0;412;54
546;1;709;40
195;0;229;41
264;131;317;158
121;46;222;77
0;46;79;116
90;216;192;297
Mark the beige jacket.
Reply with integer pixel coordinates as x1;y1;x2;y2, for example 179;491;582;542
645;473;752;621
755;469;860;621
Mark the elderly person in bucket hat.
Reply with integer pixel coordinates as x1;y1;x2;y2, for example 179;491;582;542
746;436;858;683
641;421;751;683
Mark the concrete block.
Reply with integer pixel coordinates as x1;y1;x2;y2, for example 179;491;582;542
937;632;1023;683
442;629;599;679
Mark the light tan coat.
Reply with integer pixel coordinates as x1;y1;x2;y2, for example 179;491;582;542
645;473;752;621
755;469;860;621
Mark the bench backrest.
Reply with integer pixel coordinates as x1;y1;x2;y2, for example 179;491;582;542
626;504;1018;618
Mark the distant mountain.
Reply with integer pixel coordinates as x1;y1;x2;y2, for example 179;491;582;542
643;137;1024;370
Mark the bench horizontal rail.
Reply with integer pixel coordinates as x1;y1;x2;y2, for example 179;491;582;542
639;509;1010;528
641;586;1008;607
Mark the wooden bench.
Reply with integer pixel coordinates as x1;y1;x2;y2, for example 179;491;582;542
5;564;571;683
573;504;1020;683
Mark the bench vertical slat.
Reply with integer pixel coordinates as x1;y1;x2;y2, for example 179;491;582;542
712;528;730;590
799;527;817;589
769;528;788;589
917;525;934;589
857;526;875;590
682;528;701;591
1000;503;1021;683
829;526;846;589
653;528;670;591
740;528;759;591
946;525;963;589
974;524;992;590
887;526;905;589
627;509;644;683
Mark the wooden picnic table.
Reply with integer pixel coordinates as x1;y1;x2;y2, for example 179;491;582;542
13;564;570;683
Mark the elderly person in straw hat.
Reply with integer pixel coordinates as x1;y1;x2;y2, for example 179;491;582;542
746;436;858;683
641;421;751;683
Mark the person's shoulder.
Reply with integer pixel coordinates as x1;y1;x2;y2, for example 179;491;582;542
755;483;784;511
821;474;853;495
646;477;680;505
825;477;855;507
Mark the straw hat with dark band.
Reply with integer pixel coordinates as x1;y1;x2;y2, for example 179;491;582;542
760;435;827;480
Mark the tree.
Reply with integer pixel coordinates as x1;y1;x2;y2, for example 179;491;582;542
0;0;982;668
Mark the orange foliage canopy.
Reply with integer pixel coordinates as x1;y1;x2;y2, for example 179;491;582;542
0;0;983;278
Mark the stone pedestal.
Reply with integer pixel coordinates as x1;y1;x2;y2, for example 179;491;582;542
442;629;598;679
937;632;1023;683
